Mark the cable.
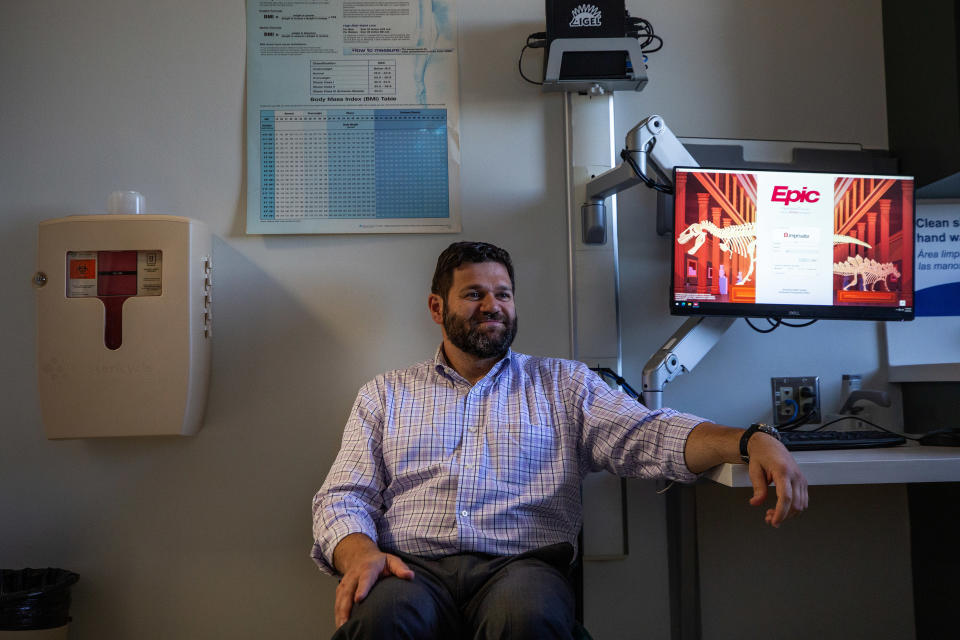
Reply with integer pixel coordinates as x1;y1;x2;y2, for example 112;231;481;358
777;409;817;431
801;415;923;440
518;32;546;86
590;367;642;400
744;317;817;332
629;32;663;53
626;16;663;53
784;398;799;421
518;44;543;86
621;148;674;194
591;367;641;399
780;318;818;327
745;317;781;333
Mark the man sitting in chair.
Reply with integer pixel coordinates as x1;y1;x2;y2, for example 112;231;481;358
312;241;807;639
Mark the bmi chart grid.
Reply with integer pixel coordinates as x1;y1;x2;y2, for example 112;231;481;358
259;109;449;220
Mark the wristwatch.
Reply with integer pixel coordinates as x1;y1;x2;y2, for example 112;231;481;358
739;423;781;463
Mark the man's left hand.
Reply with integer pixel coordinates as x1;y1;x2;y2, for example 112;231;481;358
745;433;808;527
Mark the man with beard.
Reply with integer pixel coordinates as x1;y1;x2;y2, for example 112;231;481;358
312;241;807;639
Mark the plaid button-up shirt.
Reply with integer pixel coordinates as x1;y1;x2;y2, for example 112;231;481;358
311;348;705;574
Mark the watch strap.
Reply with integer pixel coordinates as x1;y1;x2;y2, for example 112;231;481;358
739;424;760;463
739;423;779;463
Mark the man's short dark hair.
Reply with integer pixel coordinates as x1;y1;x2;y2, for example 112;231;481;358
431;242;515;300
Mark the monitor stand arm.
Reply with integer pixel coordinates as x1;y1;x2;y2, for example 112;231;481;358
581;115;698;241
582;115;732;409
640;317;735;409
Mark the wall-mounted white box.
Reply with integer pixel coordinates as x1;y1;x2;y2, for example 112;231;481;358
36;215;211;438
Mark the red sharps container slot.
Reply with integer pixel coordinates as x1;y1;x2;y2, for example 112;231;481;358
97;251;138;349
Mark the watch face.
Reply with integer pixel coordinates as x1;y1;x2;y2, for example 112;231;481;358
759;425;781;440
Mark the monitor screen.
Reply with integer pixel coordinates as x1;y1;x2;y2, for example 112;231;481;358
671;167;915;321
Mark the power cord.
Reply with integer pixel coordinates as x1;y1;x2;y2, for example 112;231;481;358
626;16;663;53
744;317;818;333
519;32;546;85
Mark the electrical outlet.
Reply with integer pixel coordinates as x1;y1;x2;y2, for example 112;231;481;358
771;376;821;426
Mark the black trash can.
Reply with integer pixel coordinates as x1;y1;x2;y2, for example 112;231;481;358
0;569;79;637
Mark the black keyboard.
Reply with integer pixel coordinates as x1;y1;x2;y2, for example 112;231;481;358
779;429;906;451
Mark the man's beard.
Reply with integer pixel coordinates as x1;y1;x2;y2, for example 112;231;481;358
443;306;518;359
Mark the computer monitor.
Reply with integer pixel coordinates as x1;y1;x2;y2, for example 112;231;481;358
670;167;915;321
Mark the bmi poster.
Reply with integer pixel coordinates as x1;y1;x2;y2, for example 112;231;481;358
245;0;461;234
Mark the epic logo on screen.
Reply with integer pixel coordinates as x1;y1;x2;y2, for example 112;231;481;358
771;186;820;206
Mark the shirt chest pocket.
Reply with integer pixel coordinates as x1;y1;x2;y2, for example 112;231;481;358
492;420;559;487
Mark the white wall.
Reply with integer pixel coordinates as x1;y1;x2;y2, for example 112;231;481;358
0;1;910;639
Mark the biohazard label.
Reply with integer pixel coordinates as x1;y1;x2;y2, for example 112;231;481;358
66;252;98;297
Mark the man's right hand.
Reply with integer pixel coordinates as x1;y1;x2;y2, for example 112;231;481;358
332;533;415;628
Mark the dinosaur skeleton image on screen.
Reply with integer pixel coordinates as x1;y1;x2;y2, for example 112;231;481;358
833;254;900;291
676;220;871;285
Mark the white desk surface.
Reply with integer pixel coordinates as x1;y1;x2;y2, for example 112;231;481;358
703;443;960;487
